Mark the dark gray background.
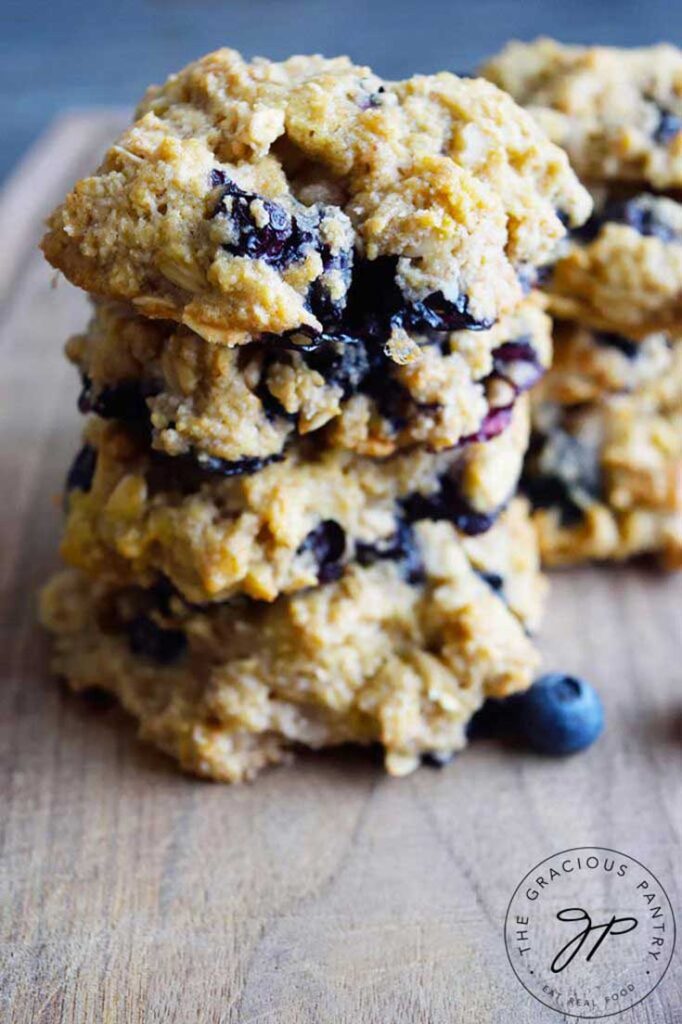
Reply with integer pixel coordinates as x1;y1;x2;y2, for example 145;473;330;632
3;0;681;182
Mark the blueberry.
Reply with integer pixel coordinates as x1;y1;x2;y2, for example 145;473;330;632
462;405;513;445
521;472;586;528
127;616;187;665
346;256;493;340
521;424;603;527
302;336;370;398
298;520;346;583
593;332;640;360
78;375;158;423
401;479;497;536
653;107;682;145
211;176;353;327
355;521;425;583
213;180;295;265
65;444;97;494
512;674;604;755
574;197;680;245
477;571;504;593
308;245;353;326
147;449;284;495
491;339;544;394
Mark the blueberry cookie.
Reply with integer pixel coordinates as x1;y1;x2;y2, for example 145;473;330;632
482;39;682;188
523;399;682;567
544;192;682;336
61;402;529;604
68;297;550;461
42;49;589;346
40;501;544;781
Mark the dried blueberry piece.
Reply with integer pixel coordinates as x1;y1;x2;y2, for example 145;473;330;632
65;444;97;494
462;405;513;445
477;571;504;593
298;520;346;583
593;332;640;359
521;473;585;528
491;339;544;394
400;290;493;334
653;107;682;145
575;196;681;245
127;615;187;665
79;375;158;423
302;335;370;398
356;521;425;584
522;426;602;527
147;449;284;496
401;479;497;536
210;168;228;188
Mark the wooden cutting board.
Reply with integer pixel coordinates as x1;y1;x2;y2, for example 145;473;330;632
1;114;680;1024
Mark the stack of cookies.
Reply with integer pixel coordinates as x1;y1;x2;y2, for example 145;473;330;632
484;40;682;567
39;50;589;780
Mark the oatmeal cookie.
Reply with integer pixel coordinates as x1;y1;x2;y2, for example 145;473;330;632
40;501;544;781
68;297;551;461
42;49;589;345
482;39;682;188
523;399;682;566
61;401;530;604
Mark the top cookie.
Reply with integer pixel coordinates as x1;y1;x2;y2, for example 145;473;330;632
42;49;589;346
482;38;682;188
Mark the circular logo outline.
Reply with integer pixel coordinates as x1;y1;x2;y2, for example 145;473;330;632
504;846;677;1019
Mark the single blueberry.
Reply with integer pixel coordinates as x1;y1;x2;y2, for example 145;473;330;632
593;332;640;360
462;405;514;445
65;444;97;494
127;616;187;665
79;375;158;423
491;339;544;394
477;571;504;593
513;674;604;755
653;107;682;146
355;521;425;583
298;520;346;583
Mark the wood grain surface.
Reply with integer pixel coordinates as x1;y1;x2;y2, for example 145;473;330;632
0;115;680;1024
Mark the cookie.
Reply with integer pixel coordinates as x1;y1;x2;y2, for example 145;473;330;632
523;399;682;567
61;401;530;604
482;39;682;188
42;49;590;346
544;192;682;336
68;297;551;462
40;501;544;781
